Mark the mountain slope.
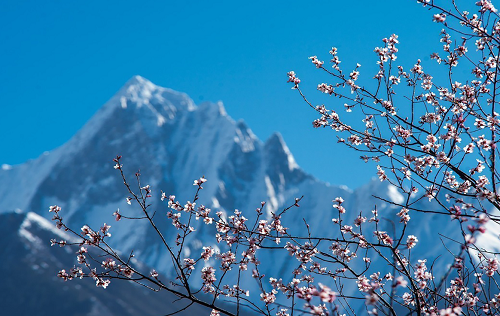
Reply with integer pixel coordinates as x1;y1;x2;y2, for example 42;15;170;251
0;211;214;316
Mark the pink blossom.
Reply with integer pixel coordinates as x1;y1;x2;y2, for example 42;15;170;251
112;209;121;221
308;56;324;68
260;290;278;305
406;235;418;249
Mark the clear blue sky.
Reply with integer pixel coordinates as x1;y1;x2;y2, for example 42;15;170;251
0;0;447;188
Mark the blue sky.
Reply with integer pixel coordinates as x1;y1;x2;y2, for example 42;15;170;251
0;0;447;188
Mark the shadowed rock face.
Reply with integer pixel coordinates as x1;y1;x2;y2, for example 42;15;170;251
0;211;215;316
1;76;496;313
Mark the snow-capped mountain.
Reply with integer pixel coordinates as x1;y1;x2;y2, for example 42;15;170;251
1;76;494;313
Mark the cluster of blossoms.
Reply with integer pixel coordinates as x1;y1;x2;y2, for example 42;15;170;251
283;1;500;314
294;283;336;314
201;266;217;293
51;205;136;289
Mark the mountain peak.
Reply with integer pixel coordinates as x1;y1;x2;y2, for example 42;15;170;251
114;75;158;105
265;132;299;171
115;75;159;109
123;75;155;89
100;76;197;118
266;132;285;146
198;101;227;117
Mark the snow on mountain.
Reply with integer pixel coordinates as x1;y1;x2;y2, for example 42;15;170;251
0;75;491;311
